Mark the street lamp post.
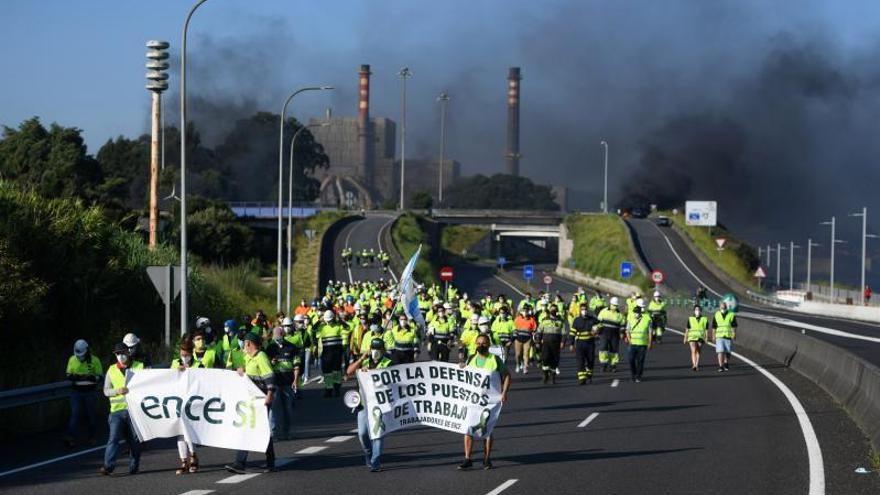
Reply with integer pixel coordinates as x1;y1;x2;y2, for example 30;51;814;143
398;67;412;210
820;216;840;302
600;140;609;213
180;0;211;337
765;244;772;268
789;241;801;290
276;86;333;313
437;91;449;205
776;243;786;288
286;119;331;313
806;238;820;290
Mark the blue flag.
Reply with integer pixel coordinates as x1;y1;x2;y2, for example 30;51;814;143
399;245;426;328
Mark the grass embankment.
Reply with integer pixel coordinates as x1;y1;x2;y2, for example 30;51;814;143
290;211;347;302
442;225;488;261
565;213;651;290
392;212;438;285
662;211;758;290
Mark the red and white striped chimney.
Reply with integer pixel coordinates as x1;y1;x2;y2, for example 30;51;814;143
358;64;373;186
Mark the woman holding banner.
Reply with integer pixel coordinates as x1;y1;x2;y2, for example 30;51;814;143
170;339;202;474
346;338;393;472
459;334;511;471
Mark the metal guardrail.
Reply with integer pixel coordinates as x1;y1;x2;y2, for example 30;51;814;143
0;381;73;410
746;290;799;308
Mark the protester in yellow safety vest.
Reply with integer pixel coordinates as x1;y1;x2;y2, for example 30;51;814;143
625;299;653;383
458;315;484;363
170;340;202;474
99;343;143;476
491;308;515;362
191;329;218;368
458;333;511;471
536;305;567;384
712;302;737;372
647;291;667;343
65;339;102;447
428;306;457;362
589;292;606;314
225;332;276;475
684;305;709;371
568;303;598;385
390;313;420;364
597;297;626;372
316;310;346;397
225;330;248;370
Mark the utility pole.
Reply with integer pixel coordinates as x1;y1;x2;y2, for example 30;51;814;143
820;216;838;303
789;241;800;290
600;141;609;213
437;91;449;205
398;67;412;210
145;40;169;249
806;238;819;291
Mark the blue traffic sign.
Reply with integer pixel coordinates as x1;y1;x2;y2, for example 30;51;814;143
620;261;633;279
523;265;534;280
498;256;507;267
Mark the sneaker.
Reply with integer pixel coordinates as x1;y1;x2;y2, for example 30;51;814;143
458;458;473;470
523;368;528;374
578;379;586;386
691;366;697;371
717;368;724;373
370;466;382;473
555;368;560;375
634;378;641;383
176;458;189;475
483;460;493;470
224;463;246;475
98;466;112;476
723;364;730;371
260;465;277;473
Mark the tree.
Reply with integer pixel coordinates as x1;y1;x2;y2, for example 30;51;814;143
169;195;255;265
409;190;433;209
95;134;150;212
0;117;102;201
443;174;559;210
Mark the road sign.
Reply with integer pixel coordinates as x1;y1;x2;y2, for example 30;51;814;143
685;201;717;226
523;265;534;280
715;238;727;250
754;266;767;278
497;256;507;267
620;261;633;279
543;275;553;285
147;265;182;346
651;269;665;284
439;266;454;282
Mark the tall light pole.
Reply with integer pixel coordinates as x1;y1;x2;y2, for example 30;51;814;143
398;67;412;210
765;244;773;268
286;118;331;313
820;216;839;302
789;241;800;290
145;40;169;250
806;238;820;290
600;140;609;213
437;91;449;205
276;86;333;313
180;0;210;336
849;207;880;305
776;243;786;288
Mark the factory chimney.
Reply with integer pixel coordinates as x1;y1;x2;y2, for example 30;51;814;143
505;67;521;176
358;64;374;188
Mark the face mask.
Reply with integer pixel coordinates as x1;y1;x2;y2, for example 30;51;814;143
476;345;489;355
370;350;383;361
478;325;489;332
274;336;284;345
76;354;87;362
181;355;193;366
204;326;212;334
695;310;701;316
399;320;407;326
580;310;587;316
238;340;245;349
499;314;507;320
116;354;129;365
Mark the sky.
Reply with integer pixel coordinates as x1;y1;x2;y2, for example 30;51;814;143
3;0;880;289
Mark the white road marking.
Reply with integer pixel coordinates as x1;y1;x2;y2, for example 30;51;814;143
217;473;261;484
610;379;619;388
326;435;355;443
296;446;328;454
493;274;526;297
377;215;399;284
179;491;215;495
577;412;600;428
667;327;825;495
0;445;106;478
485;479;519;495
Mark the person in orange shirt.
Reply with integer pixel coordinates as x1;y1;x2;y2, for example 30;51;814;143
513;305;537;374
294;299;310;316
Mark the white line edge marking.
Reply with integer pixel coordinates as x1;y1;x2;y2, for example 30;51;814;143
343;217;364;284
217;473;261;484
610;379;619;388
326;435;355;443
578;412;600;428
652;221;879;342
667;327;825;495
296;445;328;454
179;491;215;495
493;274;525;297
377;215;399;284
485;479;519;495
0;444;105;478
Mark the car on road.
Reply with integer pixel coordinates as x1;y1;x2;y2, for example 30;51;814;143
655;216;671;226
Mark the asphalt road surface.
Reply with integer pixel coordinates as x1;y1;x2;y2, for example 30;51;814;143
2;215;878;494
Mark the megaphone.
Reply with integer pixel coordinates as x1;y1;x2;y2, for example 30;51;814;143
343;389;361;411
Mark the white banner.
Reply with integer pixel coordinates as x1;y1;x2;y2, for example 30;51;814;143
357;361;503;440
126;369;270;452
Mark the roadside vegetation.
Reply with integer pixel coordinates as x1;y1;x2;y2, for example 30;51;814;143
564;213;651;290
391;212;438;285
441;225;488;261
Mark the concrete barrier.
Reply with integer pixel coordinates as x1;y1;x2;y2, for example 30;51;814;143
555;266;642;297
667;307;880;452
785;300;880;324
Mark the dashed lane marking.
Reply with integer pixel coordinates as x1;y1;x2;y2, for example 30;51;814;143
577;412;600;428
179;491;215;495
326;435;355;443
610;379;619;388
0;445;106;478
485;479;519;495
217;474;260;484
296;446;328;454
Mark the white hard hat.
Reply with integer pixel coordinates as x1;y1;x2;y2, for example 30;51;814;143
470;314;480;323
478;316;491;325
195;316;210;329
281;317;294;326
74;339;88;357
653;291;661;298
443;303;453;310
637;298;646;309
610;297;620;306
323;310;335;322
354;303;362;311
433;299;442;306
293;314;306;323
123;333;139;347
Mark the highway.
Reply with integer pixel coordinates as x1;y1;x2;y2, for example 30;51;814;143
626;218;880;365
1;214;878;494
